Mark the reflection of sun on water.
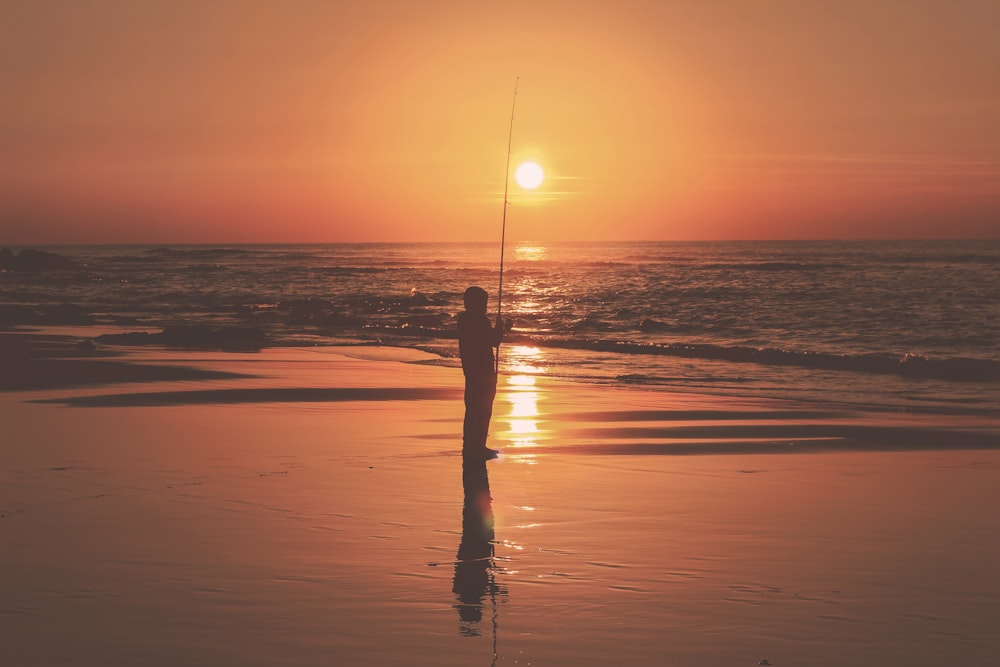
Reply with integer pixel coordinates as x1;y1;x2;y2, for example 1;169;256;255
498;321;547;463
508;389;538;434
506;248;550;327
507;373;537;387
505;382;538;438
502;372;542;462
514;245;547;261
505;346;546;376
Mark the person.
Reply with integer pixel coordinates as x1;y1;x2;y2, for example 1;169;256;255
457;286;508;459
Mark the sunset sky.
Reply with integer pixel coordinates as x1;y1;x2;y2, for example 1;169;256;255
3;0;999;244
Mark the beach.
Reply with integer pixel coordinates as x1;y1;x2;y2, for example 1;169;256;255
7;0;1000;662
2;331;999;666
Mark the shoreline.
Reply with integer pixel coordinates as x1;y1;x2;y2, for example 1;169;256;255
4;327;998;451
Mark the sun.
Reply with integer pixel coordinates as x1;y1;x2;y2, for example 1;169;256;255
514;162;544;189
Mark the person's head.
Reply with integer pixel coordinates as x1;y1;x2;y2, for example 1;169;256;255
463;286;488;314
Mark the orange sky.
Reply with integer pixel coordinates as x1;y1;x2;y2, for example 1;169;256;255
2;0;999;244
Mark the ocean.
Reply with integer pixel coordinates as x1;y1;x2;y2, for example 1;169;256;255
3;240;998;415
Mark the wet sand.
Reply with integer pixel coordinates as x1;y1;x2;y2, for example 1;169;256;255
2;334;999;666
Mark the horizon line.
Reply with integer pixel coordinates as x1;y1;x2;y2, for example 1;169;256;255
4;237;999;248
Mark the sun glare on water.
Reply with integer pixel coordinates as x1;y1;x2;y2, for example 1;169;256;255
514;162;544;189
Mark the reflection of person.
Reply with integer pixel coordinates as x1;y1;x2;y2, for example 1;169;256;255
458;286;507;459
453;456;503;636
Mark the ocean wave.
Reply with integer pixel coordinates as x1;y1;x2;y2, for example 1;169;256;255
891;253;1000;266
532;338;1000;383
316;266;387;275
703;262;835;272
566;315;618;332
142;247;261;258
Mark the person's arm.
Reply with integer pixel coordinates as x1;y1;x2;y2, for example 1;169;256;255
492;316;512;345
464;315;501;347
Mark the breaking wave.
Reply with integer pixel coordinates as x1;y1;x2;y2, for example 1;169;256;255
534;338;1000;383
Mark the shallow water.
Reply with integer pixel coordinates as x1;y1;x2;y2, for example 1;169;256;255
3;240;998;413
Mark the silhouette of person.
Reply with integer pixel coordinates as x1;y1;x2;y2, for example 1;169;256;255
458;286;507;459
453;455;505;636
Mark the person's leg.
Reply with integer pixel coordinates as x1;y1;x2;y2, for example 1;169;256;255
481;377;497;440
463;381;487;450
463;382;476;445
463;377;497;452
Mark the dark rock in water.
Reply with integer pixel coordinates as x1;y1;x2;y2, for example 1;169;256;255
160;325;217;347
95;331;155;345
313;312;365;329
211;327;267;351
277;298;336;324
161;325;266;350
407;290;432;306
0;248;81;272
96;326;266;351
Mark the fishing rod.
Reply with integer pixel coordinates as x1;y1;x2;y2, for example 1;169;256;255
490;547;499;667
496;77;519;374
